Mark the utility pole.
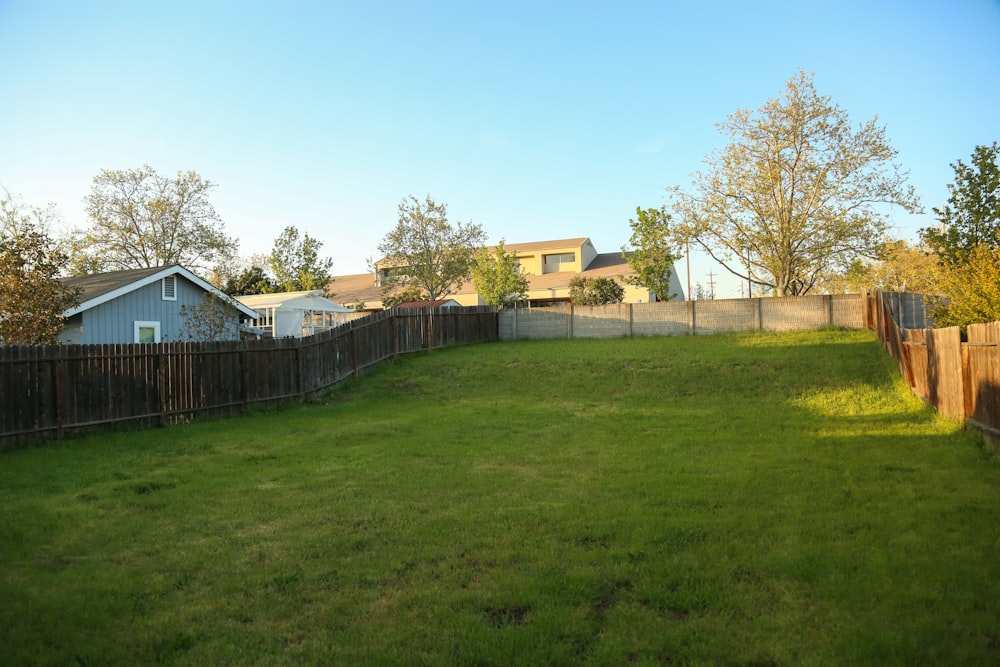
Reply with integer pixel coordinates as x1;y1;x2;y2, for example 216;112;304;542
685;239;692;301
706;270;716;300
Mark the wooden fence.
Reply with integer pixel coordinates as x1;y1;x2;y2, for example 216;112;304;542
0;307;498;447
868;291;1000;437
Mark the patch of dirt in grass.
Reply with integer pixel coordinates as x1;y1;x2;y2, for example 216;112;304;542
483;604;532;627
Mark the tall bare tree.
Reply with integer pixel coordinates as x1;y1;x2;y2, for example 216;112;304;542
670;71;921;296
74;165;238;275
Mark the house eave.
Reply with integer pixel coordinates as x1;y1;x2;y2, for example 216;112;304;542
63;265;259;320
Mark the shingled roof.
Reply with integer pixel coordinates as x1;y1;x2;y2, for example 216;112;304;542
60;265;258;319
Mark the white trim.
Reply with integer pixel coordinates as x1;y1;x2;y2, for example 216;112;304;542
162;275;177;301
64;265;258;319
134;320;161;343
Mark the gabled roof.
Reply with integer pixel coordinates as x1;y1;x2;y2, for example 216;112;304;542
327;273;382;307
61;265;258;319
237;290;353;313
500;238;591;253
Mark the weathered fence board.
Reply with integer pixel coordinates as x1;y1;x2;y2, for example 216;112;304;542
1;307;497;447
927;327;964;422
873;291;1000;436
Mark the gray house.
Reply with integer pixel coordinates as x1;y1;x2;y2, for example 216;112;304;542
59;265;258;344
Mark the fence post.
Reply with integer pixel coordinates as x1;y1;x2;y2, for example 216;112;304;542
827;294;834;327
756;298;763;332
240;348;249;412
962;344;974;421
391;314;398;356
688;299;696;335
567;303;574;339
53;349;64;440
628;303;634;337
156;349;167;426
350;326;359;376
295;341;304;401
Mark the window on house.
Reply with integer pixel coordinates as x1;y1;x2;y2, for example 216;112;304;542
543;253;575;267
162;276;177;301
134;321;161;344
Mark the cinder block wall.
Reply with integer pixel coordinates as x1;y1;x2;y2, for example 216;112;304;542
499;294;864;341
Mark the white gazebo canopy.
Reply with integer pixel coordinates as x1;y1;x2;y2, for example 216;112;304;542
237;290;354;337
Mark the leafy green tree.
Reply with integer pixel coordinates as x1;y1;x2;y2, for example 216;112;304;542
928;244;1000;330
375;194;487;301
470;240;529;306
75;165;238;275
669;70;921;296
221;265;277;296
0;193;80;345
268;226;334;295
819;238;941;294
919;142;1000;265
621;206;681;301
569;276;624;305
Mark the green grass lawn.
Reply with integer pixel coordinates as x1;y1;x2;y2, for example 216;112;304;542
2;330;999;665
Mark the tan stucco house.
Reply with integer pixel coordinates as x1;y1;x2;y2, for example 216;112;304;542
331;237;684;311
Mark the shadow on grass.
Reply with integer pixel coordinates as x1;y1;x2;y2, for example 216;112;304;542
2;331;998;665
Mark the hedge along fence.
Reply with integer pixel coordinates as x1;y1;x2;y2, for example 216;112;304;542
870;291;1000;439
0;306;498;447
499;293;865;340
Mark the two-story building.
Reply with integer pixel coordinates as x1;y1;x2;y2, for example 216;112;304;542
332;237;684;310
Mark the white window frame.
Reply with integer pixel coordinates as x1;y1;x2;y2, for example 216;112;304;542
162;276;177;301
543;253;575;266
134;320;161;344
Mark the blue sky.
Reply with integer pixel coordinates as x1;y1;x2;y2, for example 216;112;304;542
1;1;998;298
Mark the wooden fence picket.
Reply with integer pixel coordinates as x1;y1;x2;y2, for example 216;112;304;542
0;307;498;446
872;290;1000;439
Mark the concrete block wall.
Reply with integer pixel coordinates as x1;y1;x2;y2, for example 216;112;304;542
693;298;757;333
632;302;690;336
572;304;630;338
498;294;865;341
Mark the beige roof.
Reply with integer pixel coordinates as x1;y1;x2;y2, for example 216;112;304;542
328;272;383;307
499;238;590;253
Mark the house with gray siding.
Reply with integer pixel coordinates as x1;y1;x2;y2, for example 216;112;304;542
59;265;258;344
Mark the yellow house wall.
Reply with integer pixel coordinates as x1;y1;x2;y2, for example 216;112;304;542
452;292;483;307
513;239;596;275
451;277;655;306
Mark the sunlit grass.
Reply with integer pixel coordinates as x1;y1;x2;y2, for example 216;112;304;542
2;330;998;665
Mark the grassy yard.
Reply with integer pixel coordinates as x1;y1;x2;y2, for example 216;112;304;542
2;330;999;665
